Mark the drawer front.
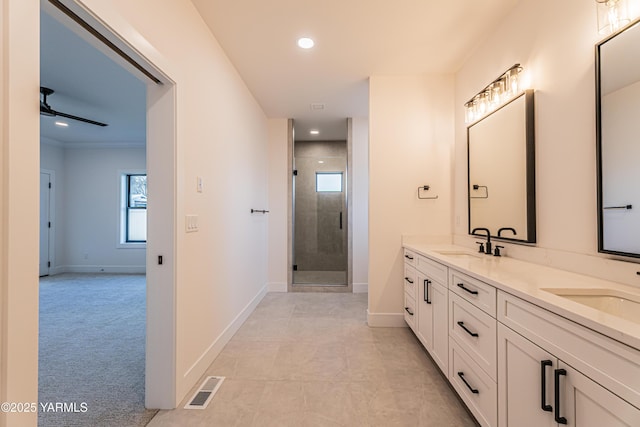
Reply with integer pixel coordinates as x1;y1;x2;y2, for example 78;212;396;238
450;269;496;316
403;265;417;301
449;338;497;427
416;255;447;283
403;249;416;266
404;292;416;331
449;292;497;380
498;291;640;410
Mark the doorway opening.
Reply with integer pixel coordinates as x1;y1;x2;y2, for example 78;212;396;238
38;0;177;421
290;118;353;291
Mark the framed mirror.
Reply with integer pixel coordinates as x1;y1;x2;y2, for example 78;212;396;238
596;19;640;258
467;90;536;243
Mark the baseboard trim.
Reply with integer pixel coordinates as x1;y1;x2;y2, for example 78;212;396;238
367;310;407;327
352;283;368;293
179;284;268;400
50;266;66;276
58;265;146;274
268;282;288;292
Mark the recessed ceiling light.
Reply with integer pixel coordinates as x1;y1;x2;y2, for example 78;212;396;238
310;129;320;135
297;37;314;49
55;121;69;127
318;160;324;164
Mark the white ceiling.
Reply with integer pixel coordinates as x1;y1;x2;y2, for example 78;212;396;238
40;0;521;145
191;0;520;140
40;9;146;147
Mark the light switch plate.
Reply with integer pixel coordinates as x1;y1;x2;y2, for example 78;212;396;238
197;177;203;193
185;214;199;232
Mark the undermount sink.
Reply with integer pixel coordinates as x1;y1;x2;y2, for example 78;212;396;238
542;288;640;324
433;250;483;259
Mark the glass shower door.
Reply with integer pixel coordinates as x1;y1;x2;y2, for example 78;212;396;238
293;140;347;286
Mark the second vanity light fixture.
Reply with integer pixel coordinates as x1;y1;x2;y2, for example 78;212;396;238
464;63;523;124
596;0;630;35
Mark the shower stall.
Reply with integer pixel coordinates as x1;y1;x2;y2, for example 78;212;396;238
292;139;348;287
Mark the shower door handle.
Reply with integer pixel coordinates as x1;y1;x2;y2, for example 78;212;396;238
339;212;343;229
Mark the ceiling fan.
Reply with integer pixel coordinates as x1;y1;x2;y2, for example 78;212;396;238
40;86;108;127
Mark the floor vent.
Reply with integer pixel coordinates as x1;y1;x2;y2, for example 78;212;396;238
184;376;225;410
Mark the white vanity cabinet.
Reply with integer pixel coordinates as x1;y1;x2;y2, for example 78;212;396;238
402;249;449;373
415;257;449;374
498;291;640;427
402;244;640;427
448;269;498;427
402;250;418;332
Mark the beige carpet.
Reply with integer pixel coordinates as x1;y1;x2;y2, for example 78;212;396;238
38;273;157;427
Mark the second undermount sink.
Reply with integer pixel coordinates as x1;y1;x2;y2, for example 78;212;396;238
433;250;483;259
542;288;640;324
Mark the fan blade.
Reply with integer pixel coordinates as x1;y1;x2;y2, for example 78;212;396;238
51;110;108;127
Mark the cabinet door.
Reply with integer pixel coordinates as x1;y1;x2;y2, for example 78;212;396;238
416;272;434;351
559;361;640;427
431;281;448;374
498;324;557;427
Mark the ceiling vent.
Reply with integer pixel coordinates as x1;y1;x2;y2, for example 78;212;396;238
310;103;325;111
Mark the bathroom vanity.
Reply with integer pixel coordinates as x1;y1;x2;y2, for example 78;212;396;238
402;244;640;427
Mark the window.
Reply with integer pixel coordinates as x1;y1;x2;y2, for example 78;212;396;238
316;172;343;192
121;173;147;244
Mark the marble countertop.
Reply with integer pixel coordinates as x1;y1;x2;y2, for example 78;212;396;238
403;243;640;351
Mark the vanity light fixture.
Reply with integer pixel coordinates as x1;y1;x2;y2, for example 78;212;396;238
464;64;523;124
596;0;630;35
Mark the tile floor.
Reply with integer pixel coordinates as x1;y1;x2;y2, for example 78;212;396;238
147;292;478;427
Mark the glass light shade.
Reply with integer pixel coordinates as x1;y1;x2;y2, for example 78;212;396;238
489;81;503;109
479;93;489;115
465;103;474;123
597;0;630;36
465;65;527;124
505;68;520;98
472;98;479;121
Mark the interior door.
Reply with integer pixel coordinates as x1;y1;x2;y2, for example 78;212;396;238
39;171;51;277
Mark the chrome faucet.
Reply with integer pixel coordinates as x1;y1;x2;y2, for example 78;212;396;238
471;227;492;255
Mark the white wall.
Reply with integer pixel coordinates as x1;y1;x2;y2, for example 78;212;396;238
368;75;454;326
80;0;271;403
267;118;288;291
40;143;147;274
453;0;640;287
59;146;146;273
0;0;39;426
352;117;369;292
3;0;270;418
